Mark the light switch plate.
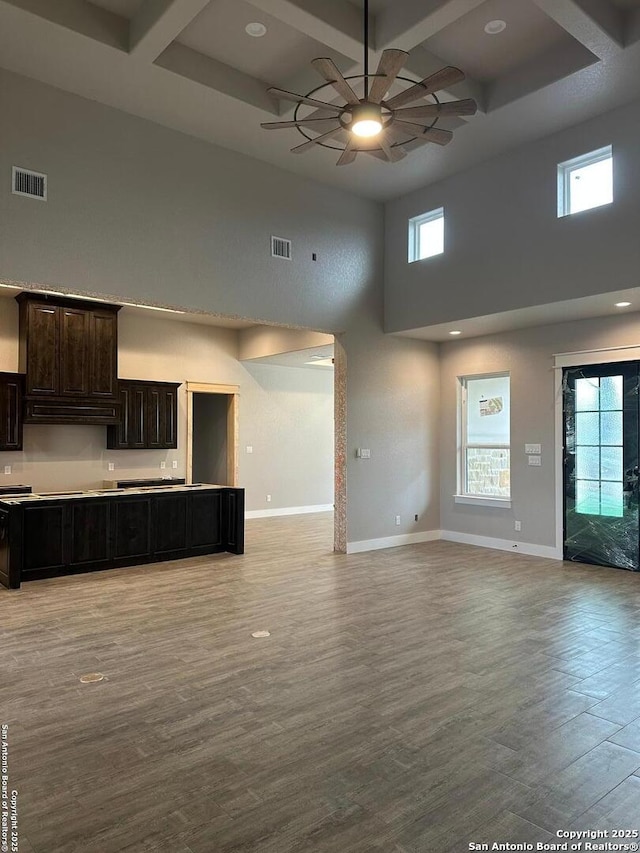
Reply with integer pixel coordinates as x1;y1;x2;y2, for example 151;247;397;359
525;444;541;454
160;461;166;469
246;445;253;454
528;456;542;466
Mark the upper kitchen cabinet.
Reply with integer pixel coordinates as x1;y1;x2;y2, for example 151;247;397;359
106;380;180;450
17;294;121;424
0;373;24;451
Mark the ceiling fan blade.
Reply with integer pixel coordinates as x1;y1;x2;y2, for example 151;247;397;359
312;58;360;106
291;127;344;154
394;98;477;119
385;66;465;110
337;140;357;166
393;121;454;145
368;49;409;104
261;118;341;130
378;136;407;163
268;87;342;113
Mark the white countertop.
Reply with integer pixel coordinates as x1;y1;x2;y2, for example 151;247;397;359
0;483;233;505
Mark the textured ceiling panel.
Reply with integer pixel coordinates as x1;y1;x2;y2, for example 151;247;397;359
177;0;350;87
425;0;574;82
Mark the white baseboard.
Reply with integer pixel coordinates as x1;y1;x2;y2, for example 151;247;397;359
246;504;333;520
346;530;442;554
440;529;562;560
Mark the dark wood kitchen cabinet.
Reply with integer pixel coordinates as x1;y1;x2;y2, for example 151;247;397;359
0;372;24;450
106;380;180;450
17;293;120;424
0;486;244;588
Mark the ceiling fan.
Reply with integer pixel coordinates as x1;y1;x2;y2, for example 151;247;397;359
260;0;477;166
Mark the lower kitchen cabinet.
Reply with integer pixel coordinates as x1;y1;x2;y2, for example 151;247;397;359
0;486;244;588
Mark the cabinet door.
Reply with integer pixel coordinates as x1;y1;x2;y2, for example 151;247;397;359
107;383;132;449
112;498;151;559
89;311;118;398
60;308;90;396
162;387;178;448
25;303;59;395
189;491;223;549
22;505;66;572
146;387;163;448
130;385;147;448
70;501;110;565
153;493;188;554
0;376;23;451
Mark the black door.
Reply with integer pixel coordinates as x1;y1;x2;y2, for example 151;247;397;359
563;362;640;570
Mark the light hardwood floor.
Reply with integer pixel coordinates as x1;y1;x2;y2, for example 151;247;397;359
2;513;640;852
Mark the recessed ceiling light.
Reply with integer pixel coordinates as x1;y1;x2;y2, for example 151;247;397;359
484;19;507;34
246;22;267;37
449;330;462;336
615;301;631;308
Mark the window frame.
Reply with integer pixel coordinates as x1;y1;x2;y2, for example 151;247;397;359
557;145;613;218
457;372;511;508
408;207;444;263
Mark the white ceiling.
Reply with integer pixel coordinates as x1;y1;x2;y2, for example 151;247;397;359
1;0;640;201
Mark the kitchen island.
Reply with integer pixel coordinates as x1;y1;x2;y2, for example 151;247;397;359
0;483;244;589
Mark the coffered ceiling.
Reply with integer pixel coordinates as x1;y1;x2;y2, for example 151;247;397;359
1;0;640;199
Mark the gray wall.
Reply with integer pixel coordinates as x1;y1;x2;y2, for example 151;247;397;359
440;310;640;548
0;68;441;544
385;96;640;333
192;393;229;486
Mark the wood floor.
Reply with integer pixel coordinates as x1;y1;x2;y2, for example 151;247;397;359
3;513;640;852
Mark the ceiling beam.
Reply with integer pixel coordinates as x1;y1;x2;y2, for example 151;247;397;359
0;0;127;50
155;43;280;113
129;0;211;62
376;0;487;52
531;0;623;59
246;0;363;62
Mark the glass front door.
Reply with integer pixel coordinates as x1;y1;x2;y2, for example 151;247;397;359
563;362;640;570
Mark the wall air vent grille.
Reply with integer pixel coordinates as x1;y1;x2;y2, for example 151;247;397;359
271;236;292;260
12;166;47;200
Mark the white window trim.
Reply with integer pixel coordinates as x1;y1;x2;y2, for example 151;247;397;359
557;145;612;218
454;494;512;509
408;207;444;263
457;372;511;506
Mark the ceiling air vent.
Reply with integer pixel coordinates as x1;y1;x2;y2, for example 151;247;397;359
271;236;292;260
12;166;47;201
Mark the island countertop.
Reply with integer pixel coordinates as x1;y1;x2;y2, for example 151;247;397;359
0;482;227;505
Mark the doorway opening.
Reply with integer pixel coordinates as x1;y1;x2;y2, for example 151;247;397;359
186;382;238;486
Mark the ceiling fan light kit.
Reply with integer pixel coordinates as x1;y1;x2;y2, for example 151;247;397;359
261;0;477;166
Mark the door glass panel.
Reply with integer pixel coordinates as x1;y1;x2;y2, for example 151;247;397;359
601;446;623;481
601;411;622;446
576;411;599;445
575;446;599;480
600;375;623;411
601;481;624;518
575;377;599;411
575;479;600;515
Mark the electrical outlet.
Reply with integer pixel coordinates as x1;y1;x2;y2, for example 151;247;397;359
4;465;11;475
246;445;253;454
514;520;522;532
395;515;401;526
266;494;271;502
172;460;178;469
160;461;166;470
108;462;114;472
